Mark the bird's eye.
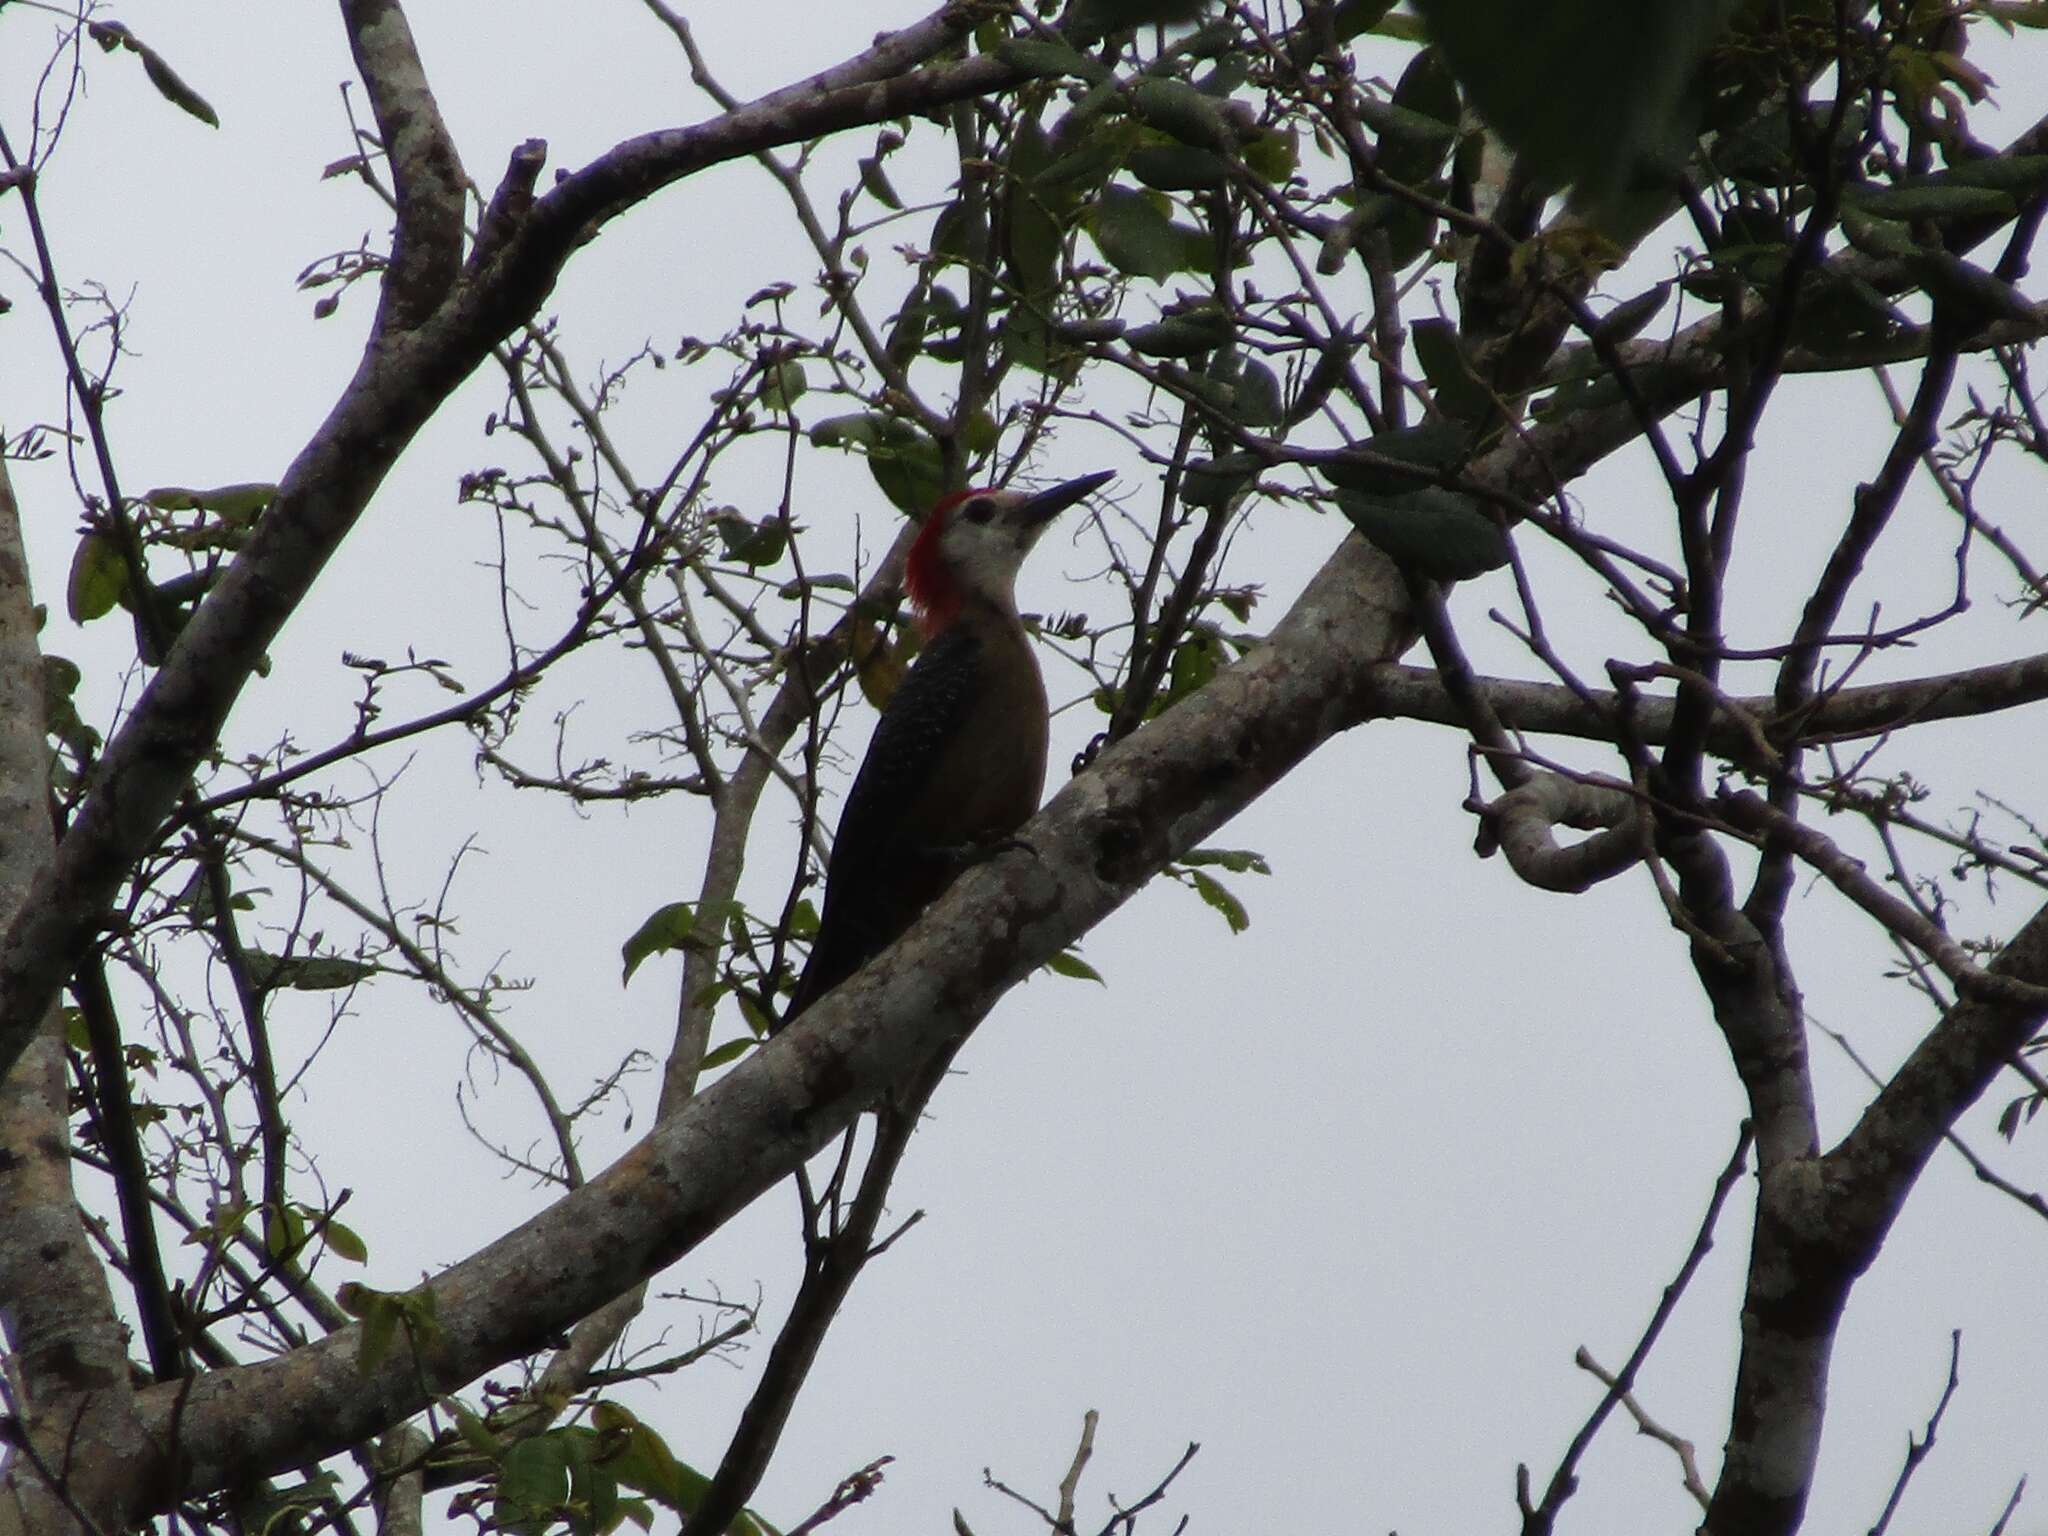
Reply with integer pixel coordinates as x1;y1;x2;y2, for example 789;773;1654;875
961;497;996;525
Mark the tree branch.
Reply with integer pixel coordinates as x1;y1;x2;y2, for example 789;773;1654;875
124;529;1414;1505
340;0;464;331
1360;652;2048;756
0;1;1030;1092
0;464;151;1536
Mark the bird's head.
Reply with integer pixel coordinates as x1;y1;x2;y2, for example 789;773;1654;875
904;470;1114;635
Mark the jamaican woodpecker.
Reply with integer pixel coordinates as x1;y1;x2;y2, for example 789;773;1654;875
781;469;1114;1026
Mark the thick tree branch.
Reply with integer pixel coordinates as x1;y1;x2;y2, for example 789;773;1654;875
340;0;464;330
0;467;151;1536
1476;774;1640;893
1361;652;2048;755
121;530;1411;1505
1828;900;2048;1244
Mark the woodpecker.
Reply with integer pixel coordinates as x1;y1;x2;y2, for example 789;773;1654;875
781;469;1114;1026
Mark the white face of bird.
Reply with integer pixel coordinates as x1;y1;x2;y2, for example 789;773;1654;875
932;471;1115;609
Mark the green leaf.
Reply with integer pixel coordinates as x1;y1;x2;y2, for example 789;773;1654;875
87;21;219;127
497;1435;572;1535
1839;207;1921;261
1317;420;1471;495
1234;359;1285;427
622;902;696;985
1163;628;1223;706
1204;353;1284;429
787;898;821;940
1128;143;1229;192
1241;128;1298;183
1131;78;1235;155
714;512;790;568
1842;180;2016;223
137;45;218;126
1037;116;1142;192
1181;847;1271;874
1375;47;1460;185
1180;455;1256;510
67;533;130;623
811;412;949;513
555;1428;615;1536
1335;486;1511;580
867;427;946;517
699;1037;755;1071
888;286;967;365
961;409;999;458
858;155;903;210
1934;153;2048;193
355;1292;400;1375
242;952;378;992
43;655;99;761
737;990;777;1038
1410;317;1495;424
453;1401;505;1458
929;199;971;268
595;1405;688;1507
1002;305;1060;376
1589;282;1672;347
756;360;807;411
1530;371;1629;423
1090;185;1186;282
1003;116;1066;302
1383;189;1445;269
396;1284;440;1345
809;414;883;451
1125;306;1233;358
996;36;1106;83
1186;868;1249;933
1411;0;1727;213
1286;0;1397;61
1044;949;1105;984
194;1198;252;1250
1353;99;1458;159
324;1220;369;1264
265;1200;306;1257
144;482;276;521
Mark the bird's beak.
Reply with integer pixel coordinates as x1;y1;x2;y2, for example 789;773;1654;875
1017;469;1115;528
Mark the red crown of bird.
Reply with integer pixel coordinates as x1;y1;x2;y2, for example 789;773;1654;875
902;488;987;637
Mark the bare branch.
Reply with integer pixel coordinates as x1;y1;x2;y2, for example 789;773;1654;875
0;460;151;1536
1522;1125;1752;1536
1572;1349;1710;1511
1866;1330;1962;1536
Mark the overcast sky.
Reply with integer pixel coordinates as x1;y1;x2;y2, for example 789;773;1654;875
4;4;2047;1533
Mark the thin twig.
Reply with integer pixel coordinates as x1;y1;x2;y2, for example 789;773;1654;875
1521;1124;1754;1535
1867;1330;1962;1536
1572;1349;1710;1511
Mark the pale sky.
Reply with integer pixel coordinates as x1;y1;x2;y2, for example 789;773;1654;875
3;4;2045;1533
